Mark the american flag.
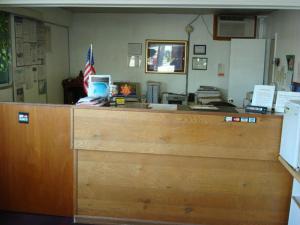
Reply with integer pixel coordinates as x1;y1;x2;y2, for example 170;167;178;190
83;45;96;94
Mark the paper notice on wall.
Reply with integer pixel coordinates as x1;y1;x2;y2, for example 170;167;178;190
251;85;275;110
23;43;31;65
16;38;24;67
45;25;52;52
37;41;45;64
23;19;37;43
275;91;300;112
25;67;34;90
218;63;225;77
37;23;47;41
38;79;47;95
16;85;24;102
23;43;38;66
32;66;38;81
14;68;25;85
30;43;37;65
37;65;46;80
293;62;300;83
29;21;37;43
15;21;23;38
22;19;30;42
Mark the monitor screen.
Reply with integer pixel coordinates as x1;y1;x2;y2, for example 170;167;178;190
88;75;111;97
114;82;140;99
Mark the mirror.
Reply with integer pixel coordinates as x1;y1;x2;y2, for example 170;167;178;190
145;40;187;74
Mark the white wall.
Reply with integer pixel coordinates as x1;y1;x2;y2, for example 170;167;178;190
45;23;69;103
267;10;300;88
70;13;230;95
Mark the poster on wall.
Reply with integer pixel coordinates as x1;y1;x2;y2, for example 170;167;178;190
286;55;295;90
16;38;24;67
38;79;47;95
16;87;24;102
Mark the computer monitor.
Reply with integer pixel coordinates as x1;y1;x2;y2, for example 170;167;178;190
113;82;141;101
88;75;111;97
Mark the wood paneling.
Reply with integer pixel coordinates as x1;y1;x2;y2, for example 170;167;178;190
74;109;282;161
77;151;291;225
74;108;292;225
0;103;73;216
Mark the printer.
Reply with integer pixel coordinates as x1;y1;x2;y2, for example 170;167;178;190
162;93;186;105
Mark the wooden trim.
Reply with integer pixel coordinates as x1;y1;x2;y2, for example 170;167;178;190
74;215;199;225
279;156;300;183
73;149;78;215
70;107;74;149
74;105;283;118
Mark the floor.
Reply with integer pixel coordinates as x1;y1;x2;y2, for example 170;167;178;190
0;211;86;225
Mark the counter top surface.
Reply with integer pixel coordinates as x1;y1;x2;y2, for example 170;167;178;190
75;102;283;118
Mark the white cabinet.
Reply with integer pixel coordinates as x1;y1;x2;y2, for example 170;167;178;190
288;179;300;225
228;39;266;107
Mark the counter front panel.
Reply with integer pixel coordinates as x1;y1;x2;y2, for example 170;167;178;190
73;108;291;225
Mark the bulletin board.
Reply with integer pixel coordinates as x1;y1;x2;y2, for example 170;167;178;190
13;16;48;103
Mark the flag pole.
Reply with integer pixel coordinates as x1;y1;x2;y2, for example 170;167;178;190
90;44;93;63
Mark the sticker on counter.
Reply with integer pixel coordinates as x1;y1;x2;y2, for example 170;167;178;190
18;112;29;124
240;117;248;123
248;117;256;123
224;116;233;122
232;117;241;122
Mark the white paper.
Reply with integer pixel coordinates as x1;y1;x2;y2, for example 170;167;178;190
252;85;275;110
16;38;24;67
22;19;30;42
294;62;300;83
25;67;34;90
30;43;37;65
15;22;23;37
15;85;24;102
23;43;37;65
37;23;46;41
37;65;46;80
37;41;45;64
23;43;31;65
275;91;300;112
14;68;25;85
29;21;37;42
32;66;38;81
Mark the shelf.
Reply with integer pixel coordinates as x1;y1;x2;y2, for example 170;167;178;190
279;156;300;183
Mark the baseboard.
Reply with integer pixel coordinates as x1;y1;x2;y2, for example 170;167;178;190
74;215;204;225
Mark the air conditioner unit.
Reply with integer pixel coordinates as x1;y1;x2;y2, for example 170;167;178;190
213;15;257;40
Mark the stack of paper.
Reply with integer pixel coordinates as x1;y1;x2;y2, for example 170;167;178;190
195;86;222;104
76;96;107;106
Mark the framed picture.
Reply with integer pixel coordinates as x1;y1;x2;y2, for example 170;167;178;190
145;40;187;74
193;45;206;55
192;57;208;70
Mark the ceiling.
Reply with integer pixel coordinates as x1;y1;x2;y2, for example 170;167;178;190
62;7;275;15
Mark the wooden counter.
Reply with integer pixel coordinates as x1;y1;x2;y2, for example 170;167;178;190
0;103;73;216
73;107;292;225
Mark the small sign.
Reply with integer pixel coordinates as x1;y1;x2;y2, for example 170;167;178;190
232;117;241;122
115;97;125;105
248;117;256;123
240;117;248;123
18;112;29;124
224;116;233;122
